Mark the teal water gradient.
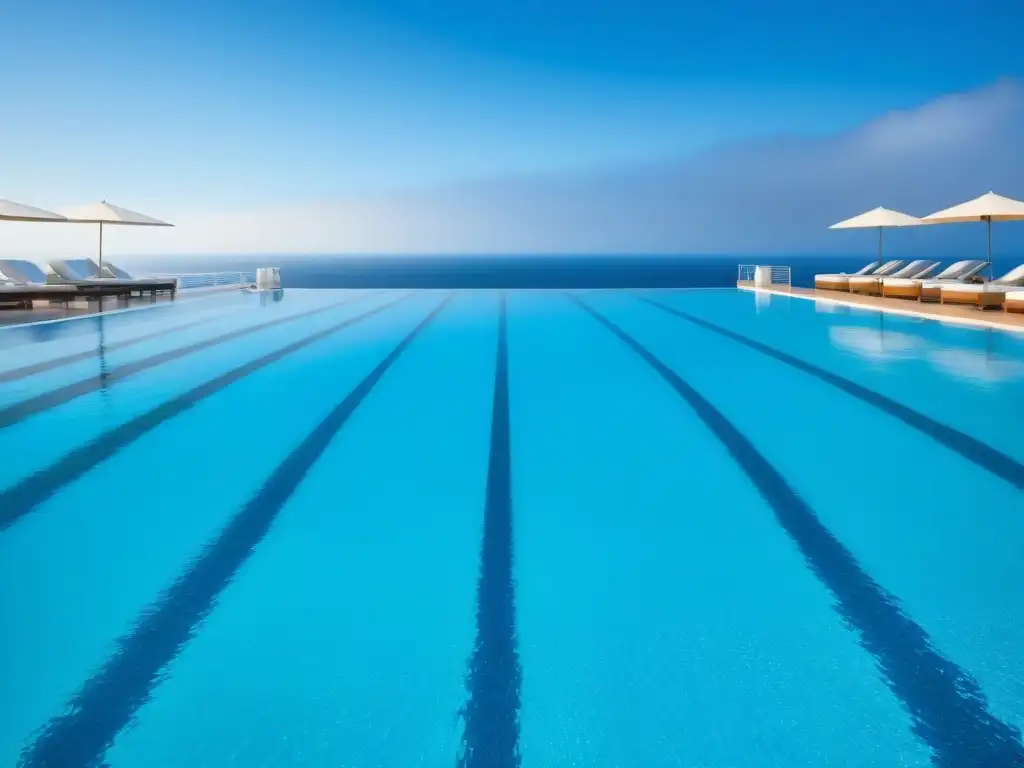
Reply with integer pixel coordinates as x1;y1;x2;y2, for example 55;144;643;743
0;288;1021;766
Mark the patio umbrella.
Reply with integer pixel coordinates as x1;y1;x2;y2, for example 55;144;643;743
921;191;1024;280
62;201;173;273
0;199;67;222
828;206;922;265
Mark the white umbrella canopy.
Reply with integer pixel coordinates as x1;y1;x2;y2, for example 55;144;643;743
63;201;172;227
61;200;173;272
922;191;1024;279
922;191;1024;224
0;198;68;222
828;206;923;230
828;206;922;266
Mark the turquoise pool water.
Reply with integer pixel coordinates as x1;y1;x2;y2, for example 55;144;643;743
1;288;1022;767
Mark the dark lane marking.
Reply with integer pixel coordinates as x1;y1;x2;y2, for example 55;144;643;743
19;293;454;768
0;313;231;383
457;293;521;768
0;293;377;428
637;295;1024;491
569;294;1023;768
0;292;406;534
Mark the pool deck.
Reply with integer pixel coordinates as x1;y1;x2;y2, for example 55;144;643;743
738;282;1024;332
0;287;247;329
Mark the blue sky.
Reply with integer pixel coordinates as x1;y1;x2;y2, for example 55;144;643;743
2;0;1022;255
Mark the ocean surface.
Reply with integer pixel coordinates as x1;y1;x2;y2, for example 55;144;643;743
125;254;1024;290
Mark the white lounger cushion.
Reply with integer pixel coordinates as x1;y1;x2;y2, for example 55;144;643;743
815;260;900;280
930;259;987;281
873;260;907;276
888;260;936;279
996;264;1024;284
0;259;50;285
1005;290;1024;300
853;260;933;286
941;284;1015;294
921;279;974;288
930;260;969;280
942;264;1024;294
814;261;882;280
886;266;984;287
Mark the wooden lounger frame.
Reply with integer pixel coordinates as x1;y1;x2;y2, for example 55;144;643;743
815;277;852;291
940;290;1005;310
880;282;921;300
849;278;883;296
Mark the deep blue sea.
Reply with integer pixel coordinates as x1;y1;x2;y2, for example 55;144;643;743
127;254;1022;289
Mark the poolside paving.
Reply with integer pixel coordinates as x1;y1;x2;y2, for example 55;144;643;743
738;282;1024;331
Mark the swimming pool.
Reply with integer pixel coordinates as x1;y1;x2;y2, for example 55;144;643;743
1;288;1022;767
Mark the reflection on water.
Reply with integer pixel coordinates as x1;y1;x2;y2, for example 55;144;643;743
755;292;771;313
814;301;849;314
828;327;921;360
97;312;111;404
828;325;1024;383
928;348;1024;384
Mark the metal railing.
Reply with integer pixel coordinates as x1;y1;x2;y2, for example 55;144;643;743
771;265;792;286
150;271;257;291
737;264;791;287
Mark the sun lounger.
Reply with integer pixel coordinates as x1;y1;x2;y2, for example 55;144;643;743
814;260;882;289
881;260;988;301
46;259;177;297
1004;291;1024;314
100;261;179;294
104;261;180;295
0;259;53;287
848;260;938;295
0;260;90;308
815;260;903;291
940;264;1024;310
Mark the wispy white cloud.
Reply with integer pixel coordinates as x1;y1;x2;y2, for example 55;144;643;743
4;79;1023;258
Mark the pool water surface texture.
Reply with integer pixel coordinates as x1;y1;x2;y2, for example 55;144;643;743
1;288;1023;767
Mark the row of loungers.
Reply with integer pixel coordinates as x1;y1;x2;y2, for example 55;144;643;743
814;259;1024;313
0;258;177;310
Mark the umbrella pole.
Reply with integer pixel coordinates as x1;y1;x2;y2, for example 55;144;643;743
98;222;104;274
987;216;993;280
878;226;884;265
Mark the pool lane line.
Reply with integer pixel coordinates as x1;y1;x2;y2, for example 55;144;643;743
636;295;1024;492
18;292;455;768
457;293;522;768
0;309;237;384
0;291;405;534
0;292;377;429
568;293;1024;768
